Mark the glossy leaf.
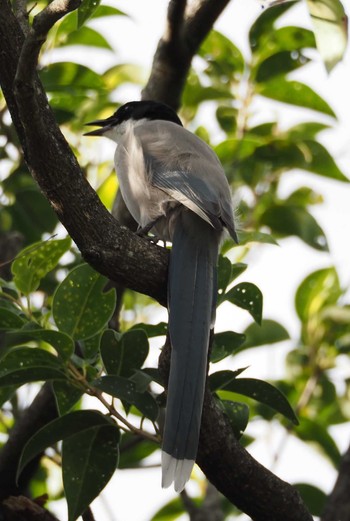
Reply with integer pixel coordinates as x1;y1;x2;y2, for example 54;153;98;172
18;410;115;479
63;425;119;521
11;324;74;360
260;204;328;251
255;50;310;82
100;329;149;377
217;258;247;300
211;331;246;362
307;0;348;72
243;319;290;350
253;24;316;62
53;380;83;415
214;376;298;425
40;62;105;92
11;237;71;295
258;79;336;117
209;369;249;391
0;347;66;387
92;375;158;421
53;264;116;340
224;282;263;324
221;399;249;439
295;267;341;321
77;0;101;28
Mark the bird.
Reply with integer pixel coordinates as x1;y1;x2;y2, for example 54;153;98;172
85;100;237;492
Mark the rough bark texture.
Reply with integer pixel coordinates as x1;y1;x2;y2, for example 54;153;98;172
0;1;315;520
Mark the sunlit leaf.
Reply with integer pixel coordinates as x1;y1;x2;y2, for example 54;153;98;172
258;79;336;117
306;0;348;72
295;267;341;321
11;237;71;295
53;264;116;341
10;323;74;360
237;230;278;245
77;0;101;28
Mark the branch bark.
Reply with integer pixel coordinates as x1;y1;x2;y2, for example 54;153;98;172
0;1;313;520
321;440;350;521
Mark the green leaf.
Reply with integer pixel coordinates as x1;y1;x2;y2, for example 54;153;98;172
17;410;115;479
260;204;328;251
0;308;26;331
103;64;145;89
255;50;310;82
294;483;327;517
11;237;71;295
209;369;249;391
151;497;184;521
237;231;278;246
217;258;247;300
119;432;158;469
77;0;101;28
243;319;290;350
224;282;263;324
53;380;83;415
40;62;105;92
63;423;119;521
298;140;349;182
297;417;341;466
220;399;249;439
199;30;245;78
214;376;298;425
306;0;348;72
130;322;167;338
249;2;298;51
258;79;336;117
91;5;126;18
216;105;238;134
61;27;113;50
211;331;246;363
11;324;74;360
53;264;116;340
100;329;149;377
0;347;66;387
92;375;158;421
287;121;330;140
295;267;341;321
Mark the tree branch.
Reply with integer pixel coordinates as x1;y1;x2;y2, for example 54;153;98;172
321;440;350;521
142;0;230;108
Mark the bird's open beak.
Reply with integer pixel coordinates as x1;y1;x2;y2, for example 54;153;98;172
84;116;115;136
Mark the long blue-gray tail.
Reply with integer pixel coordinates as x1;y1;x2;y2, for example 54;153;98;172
161;208;220;492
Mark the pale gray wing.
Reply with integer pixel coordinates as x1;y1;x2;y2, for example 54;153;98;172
134;120;237;240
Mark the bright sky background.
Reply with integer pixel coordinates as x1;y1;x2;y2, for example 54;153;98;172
48;1;350;519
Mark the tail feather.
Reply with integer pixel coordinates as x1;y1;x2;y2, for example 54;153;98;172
161;209;220;491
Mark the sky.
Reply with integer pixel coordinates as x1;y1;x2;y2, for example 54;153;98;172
48;1;350;519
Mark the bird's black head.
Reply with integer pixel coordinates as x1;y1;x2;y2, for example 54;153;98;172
85;100;183;136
